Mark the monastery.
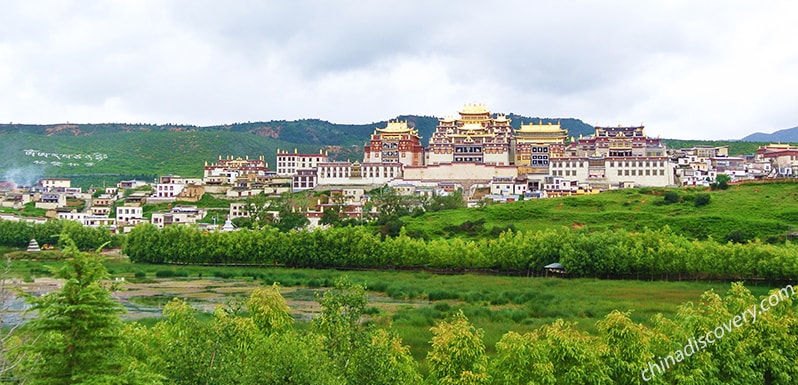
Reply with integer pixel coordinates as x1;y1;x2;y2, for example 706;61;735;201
211;103;679;198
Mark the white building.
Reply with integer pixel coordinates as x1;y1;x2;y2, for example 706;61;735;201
150;206;206;229
153;183;185;199
549;157;675;188
316;161;402;186
38;178;71;191
116;206;143;223
276;149;328;176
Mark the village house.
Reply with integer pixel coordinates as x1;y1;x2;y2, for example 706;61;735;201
37;178;71;192
150;205;206;229
756;143;798;177
204;155;270;185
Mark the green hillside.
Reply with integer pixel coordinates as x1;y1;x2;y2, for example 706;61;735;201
662;139;777;156
399;182;798;243
0;131;326;187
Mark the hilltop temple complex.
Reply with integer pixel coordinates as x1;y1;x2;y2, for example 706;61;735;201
266;104;679;196
363;120;424;167
196;104;679;199
426;103;514;165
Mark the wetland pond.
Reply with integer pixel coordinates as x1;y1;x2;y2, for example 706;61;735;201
4;277;426;325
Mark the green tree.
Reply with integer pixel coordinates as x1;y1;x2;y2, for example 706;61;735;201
347;328;422;385
24;237;126;384
319;206;342;227
313;277;368;372
711;174;731;190
243;191;274;228
426;311;490;385
247;284;294;333
597;311;658;385
424;189;465;212
489;331;556;385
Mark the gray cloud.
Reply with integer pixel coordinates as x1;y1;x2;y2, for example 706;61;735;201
0;1;796;139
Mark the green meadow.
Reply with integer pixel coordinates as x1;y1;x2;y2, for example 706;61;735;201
6;257;778;367
401;181;798;243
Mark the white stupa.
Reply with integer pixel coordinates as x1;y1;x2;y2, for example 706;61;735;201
221;218;236;232
27;239;41;253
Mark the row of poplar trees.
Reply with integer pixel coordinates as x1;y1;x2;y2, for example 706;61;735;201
124;223;798;280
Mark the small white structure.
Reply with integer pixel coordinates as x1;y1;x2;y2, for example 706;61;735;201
27;239;41;253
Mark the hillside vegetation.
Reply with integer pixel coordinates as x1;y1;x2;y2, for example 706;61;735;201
401;182;798;243
662;139;774;156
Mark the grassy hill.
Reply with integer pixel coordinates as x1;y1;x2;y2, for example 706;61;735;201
400;182;798;243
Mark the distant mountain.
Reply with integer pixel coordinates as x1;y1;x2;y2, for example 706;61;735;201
0;115;593;148
741;126;798;142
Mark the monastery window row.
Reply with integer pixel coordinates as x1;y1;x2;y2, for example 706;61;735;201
455;146;482;153
552;170;577;177
617;169;666;176
611;160;665;168
454;156;483;162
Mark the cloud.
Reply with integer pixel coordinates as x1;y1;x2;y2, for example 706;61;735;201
0;1;796;140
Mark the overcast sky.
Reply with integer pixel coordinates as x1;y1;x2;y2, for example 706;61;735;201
1;1;797;140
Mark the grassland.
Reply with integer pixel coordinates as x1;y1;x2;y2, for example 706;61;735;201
5;256;778;366
401;181;798;243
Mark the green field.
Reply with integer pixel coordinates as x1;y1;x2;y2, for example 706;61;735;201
6;256;778;368
401;181;798;243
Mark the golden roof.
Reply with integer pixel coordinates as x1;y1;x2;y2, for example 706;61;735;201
517;121;566;133
375;120;418;136
459;103;489;115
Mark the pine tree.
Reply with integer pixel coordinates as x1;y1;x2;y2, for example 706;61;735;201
25;237;125;384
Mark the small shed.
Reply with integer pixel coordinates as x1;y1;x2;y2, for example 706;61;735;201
544;262;565;276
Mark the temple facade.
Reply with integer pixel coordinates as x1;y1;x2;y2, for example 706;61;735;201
426;104;513;166
363;120;424;167
566;125;666;158
554;125;674;188
514;121;568;177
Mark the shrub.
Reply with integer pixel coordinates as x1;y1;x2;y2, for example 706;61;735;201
694;193;711;207
134;271;146;279
155;270;175;278
725;229;753;244
663;191;681;204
